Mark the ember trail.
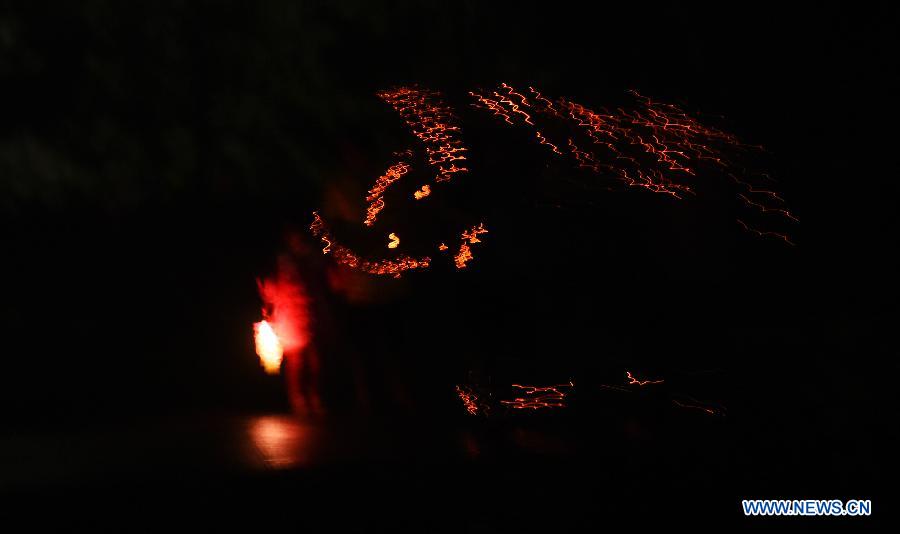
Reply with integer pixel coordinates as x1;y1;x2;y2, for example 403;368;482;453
307;82;797;280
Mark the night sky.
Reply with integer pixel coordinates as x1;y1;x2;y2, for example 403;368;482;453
0;1;897;529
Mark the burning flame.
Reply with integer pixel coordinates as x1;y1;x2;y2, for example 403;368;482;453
254;260;310;374
254;320;283;375
387;232;400;249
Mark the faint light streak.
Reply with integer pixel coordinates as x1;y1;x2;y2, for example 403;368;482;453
626;370;664;386
500;381;574;410
736;219;795;246
673;398;726;417
456;385;480;416
737;193;799;222
599;383;632;393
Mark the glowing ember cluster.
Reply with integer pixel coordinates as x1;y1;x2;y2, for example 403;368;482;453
457;370;724;418
452;223;488;269
470;83;797;244
310;212;431;278
376;86;469;185
308;87;483;277
306;82;796;281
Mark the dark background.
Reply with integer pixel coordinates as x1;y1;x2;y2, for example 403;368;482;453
0;1;896;529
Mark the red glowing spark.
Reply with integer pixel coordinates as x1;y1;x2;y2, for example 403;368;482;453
673;398;726;417
456;385;480;416
387;232;400;249
438;243;449;251
599;383;633;393
500;381;574;410
626;370;664;386
413;184;431;200
736;219;795;246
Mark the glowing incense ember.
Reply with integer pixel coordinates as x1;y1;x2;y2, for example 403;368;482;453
254;320;283;374
500;382;574;410
387;232;400;249
626;370;664;386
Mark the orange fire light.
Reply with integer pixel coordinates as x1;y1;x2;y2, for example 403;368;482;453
254;320;283;374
